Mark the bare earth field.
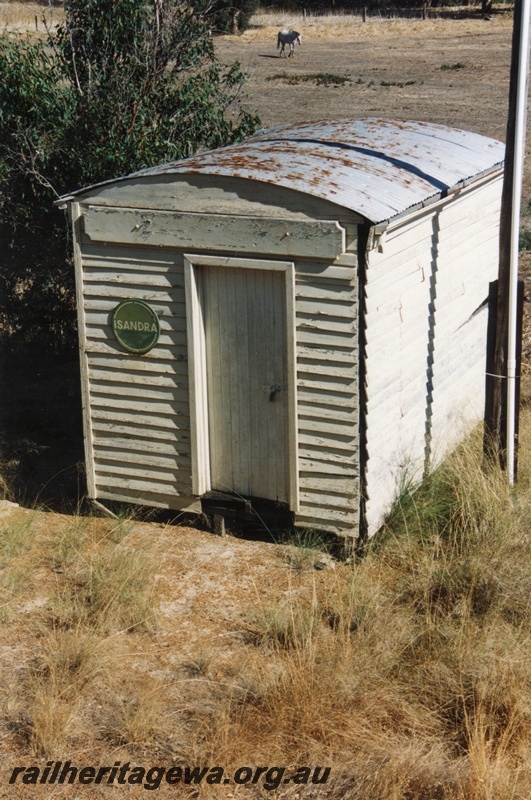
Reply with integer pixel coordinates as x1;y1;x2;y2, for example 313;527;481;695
218;16;515;176
1;12;531;800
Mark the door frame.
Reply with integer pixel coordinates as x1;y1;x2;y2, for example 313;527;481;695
184;253;299;512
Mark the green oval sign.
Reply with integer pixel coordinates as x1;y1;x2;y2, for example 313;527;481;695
112;300;161;354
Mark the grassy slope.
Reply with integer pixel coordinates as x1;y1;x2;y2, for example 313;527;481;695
0;406;530;799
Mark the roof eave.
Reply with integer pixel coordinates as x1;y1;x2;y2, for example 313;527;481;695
372;160;504;229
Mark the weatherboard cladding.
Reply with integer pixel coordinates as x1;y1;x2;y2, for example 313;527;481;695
294;255;358;533
80;243;195;509
77;237;360;533
362;175;502;534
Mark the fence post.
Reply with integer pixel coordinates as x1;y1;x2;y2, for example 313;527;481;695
514;279;524;479
484;280;498;460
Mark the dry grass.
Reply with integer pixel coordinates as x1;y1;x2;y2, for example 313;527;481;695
0;511;159;756
205;419;531;798
0;2;63;33
13;626;110;755
101;674;171;749
0;415;530;795
229;9;513;44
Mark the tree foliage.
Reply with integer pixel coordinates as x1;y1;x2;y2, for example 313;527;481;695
0;0;260;350
207;0;260;34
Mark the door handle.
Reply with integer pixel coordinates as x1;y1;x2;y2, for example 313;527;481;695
264;384;287;402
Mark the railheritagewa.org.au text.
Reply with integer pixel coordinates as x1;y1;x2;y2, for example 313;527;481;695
9;762;331;791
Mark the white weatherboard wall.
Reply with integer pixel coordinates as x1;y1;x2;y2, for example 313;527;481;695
73;226;195;510
295;252;359;533
72;191;361;538
363;174;503;535
428;178;503;461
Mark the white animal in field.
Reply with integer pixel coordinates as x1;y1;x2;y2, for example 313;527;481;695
277;29;302;57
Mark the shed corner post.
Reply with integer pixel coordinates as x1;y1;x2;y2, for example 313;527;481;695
71;201;97;500
184;256;211;497
356;221;377;542
286;260;300;514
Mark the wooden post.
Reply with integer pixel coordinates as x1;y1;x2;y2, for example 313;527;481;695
362;6;367;22
231;9;240;34
213;514;226;536
486;0;525;469
422;3;427;20
484;280;498;460
514;279;524;479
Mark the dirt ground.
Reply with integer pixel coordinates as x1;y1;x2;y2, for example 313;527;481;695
218;18;514;145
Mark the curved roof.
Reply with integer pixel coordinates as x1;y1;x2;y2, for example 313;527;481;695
67;118;505;225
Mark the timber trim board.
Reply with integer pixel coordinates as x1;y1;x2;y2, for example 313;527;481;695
82;205;346;261
184;258;211;496
73;202;97;499
184;254;300;512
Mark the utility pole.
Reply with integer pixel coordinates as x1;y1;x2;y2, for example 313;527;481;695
485;0;530;479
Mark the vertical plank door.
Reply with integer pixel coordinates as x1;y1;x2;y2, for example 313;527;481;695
201;265;289;503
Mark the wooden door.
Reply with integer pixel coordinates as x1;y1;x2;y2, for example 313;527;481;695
200;265;290;503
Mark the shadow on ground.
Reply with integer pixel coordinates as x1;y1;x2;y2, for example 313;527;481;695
0;347;85;511
0;347;300;546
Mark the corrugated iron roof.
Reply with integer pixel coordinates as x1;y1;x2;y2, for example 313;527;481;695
64;118;505;224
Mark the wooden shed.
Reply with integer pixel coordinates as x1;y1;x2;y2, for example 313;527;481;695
58;118;505;541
